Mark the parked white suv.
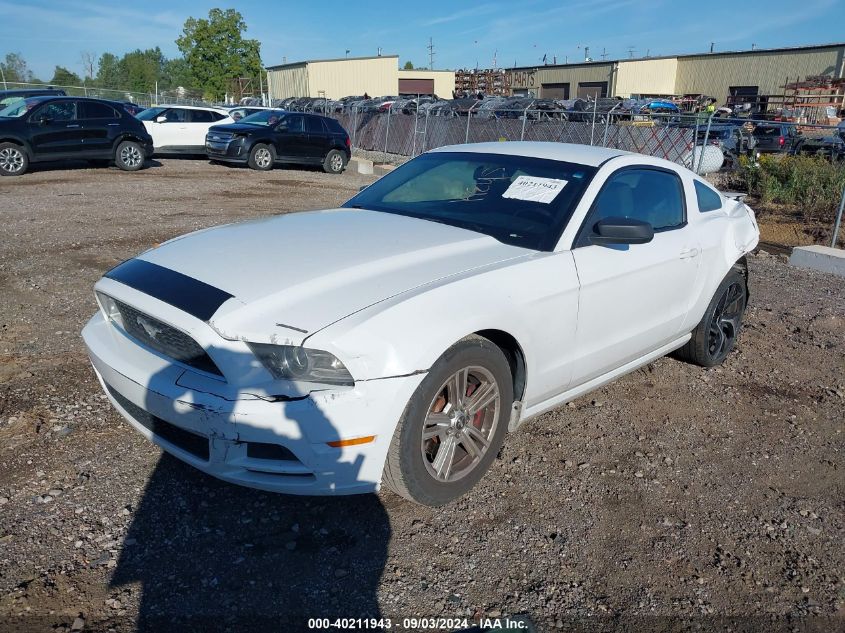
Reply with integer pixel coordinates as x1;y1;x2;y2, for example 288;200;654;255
138;105;232;154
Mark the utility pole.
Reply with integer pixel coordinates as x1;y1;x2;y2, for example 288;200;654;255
710;42;715;53
0;64;6;90
601;47;608;61
627;46;636;59
427;37;435;70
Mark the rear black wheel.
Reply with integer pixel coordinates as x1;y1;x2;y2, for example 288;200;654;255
323;149;346;174
115;141;145;171
676;269;747;367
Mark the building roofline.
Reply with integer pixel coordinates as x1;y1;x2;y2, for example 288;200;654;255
267;54;399;70
506;41;845;72
398;69;454;73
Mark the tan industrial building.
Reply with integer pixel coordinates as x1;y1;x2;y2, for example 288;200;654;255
507;42;845;103
266;55;455;100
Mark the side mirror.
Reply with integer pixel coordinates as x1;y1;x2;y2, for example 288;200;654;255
589;217;654;245
155;115;167;123
358;185;368;192
37;115;51;126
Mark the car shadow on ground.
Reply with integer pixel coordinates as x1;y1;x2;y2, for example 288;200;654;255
24;159;163;175
106;351;390;631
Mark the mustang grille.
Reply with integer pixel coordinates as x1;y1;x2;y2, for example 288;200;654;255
112;298;223;377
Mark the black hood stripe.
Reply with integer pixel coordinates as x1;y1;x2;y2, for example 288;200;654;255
105;259;234;321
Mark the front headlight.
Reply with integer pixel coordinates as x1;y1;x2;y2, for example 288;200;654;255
248;343;354;386
96;292;124;329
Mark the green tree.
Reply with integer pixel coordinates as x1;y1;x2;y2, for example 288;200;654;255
403;61;414;70
96;52;125;89
50;66;82;86
1;52;36;83
164;57;193;89
121;47;167;92
176;8;262;100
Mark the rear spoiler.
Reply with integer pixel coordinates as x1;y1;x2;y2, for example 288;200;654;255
722;191;748;202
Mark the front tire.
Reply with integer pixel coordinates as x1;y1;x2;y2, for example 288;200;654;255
323;149;346;174
0;143;29;176
383;336;513;506
676;268;747;367
248;144;274;171
115;141;145;171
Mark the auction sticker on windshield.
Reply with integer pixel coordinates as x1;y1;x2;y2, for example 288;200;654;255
502;175;568;204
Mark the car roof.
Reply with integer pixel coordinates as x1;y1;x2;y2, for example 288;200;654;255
9;95;120;105
0;88;64;95
151;104;230;113
429;141;629;167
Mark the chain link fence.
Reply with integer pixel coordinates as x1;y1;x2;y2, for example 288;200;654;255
325;104;845;246
328;105;844;173
0;81;208;108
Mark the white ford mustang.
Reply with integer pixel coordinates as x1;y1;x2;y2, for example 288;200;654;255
82;142;759;506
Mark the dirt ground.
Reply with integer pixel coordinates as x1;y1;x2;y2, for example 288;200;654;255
0;158;843;633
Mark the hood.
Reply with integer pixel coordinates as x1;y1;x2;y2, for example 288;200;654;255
136;209;530;341
207;123;263;135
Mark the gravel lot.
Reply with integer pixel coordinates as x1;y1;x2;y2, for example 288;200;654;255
0;158;843;633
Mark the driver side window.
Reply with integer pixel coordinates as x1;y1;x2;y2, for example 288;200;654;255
35;101;77;122
162;109;188;123
281;114;304;133
583;167;685;240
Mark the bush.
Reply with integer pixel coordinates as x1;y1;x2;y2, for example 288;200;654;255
736;154;845;224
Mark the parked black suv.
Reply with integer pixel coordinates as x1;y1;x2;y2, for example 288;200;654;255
205;110;351;173
0;96;153;176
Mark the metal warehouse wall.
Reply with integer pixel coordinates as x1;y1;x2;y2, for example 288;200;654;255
674;46;845;101
398;70;455;97
308;57;399;99
615;58;679;97
267;65;309;100
509;62;615;97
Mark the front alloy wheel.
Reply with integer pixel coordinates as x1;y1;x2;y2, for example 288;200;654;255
248;144;274;171
421;366;500;482
0;143;28;176
383;336;513;506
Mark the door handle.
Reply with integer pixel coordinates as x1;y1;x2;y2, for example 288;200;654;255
679;247;700;259
66;124;81;128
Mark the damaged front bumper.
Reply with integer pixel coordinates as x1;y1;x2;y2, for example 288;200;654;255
82;311;425;495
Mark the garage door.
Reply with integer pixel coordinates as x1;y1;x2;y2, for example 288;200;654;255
399;79;435;95
577;82;608;99
541;83;570;99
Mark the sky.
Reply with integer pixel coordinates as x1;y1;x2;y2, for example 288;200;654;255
2;0;845;81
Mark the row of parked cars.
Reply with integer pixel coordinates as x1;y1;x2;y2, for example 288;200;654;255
0;90;352;177
686;119;845;168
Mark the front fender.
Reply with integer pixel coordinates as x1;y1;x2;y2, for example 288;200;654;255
305;251;581;407
0;136;33;156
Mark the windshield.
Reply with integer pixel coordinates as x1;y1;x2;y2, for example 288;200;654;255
136;107;167;121
0;97;46;118
343;151;597;250
237;109;285;126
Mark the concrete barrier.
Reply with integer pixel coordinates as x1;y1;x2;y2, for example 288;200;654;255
349;157;373;175
789;245;845;277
